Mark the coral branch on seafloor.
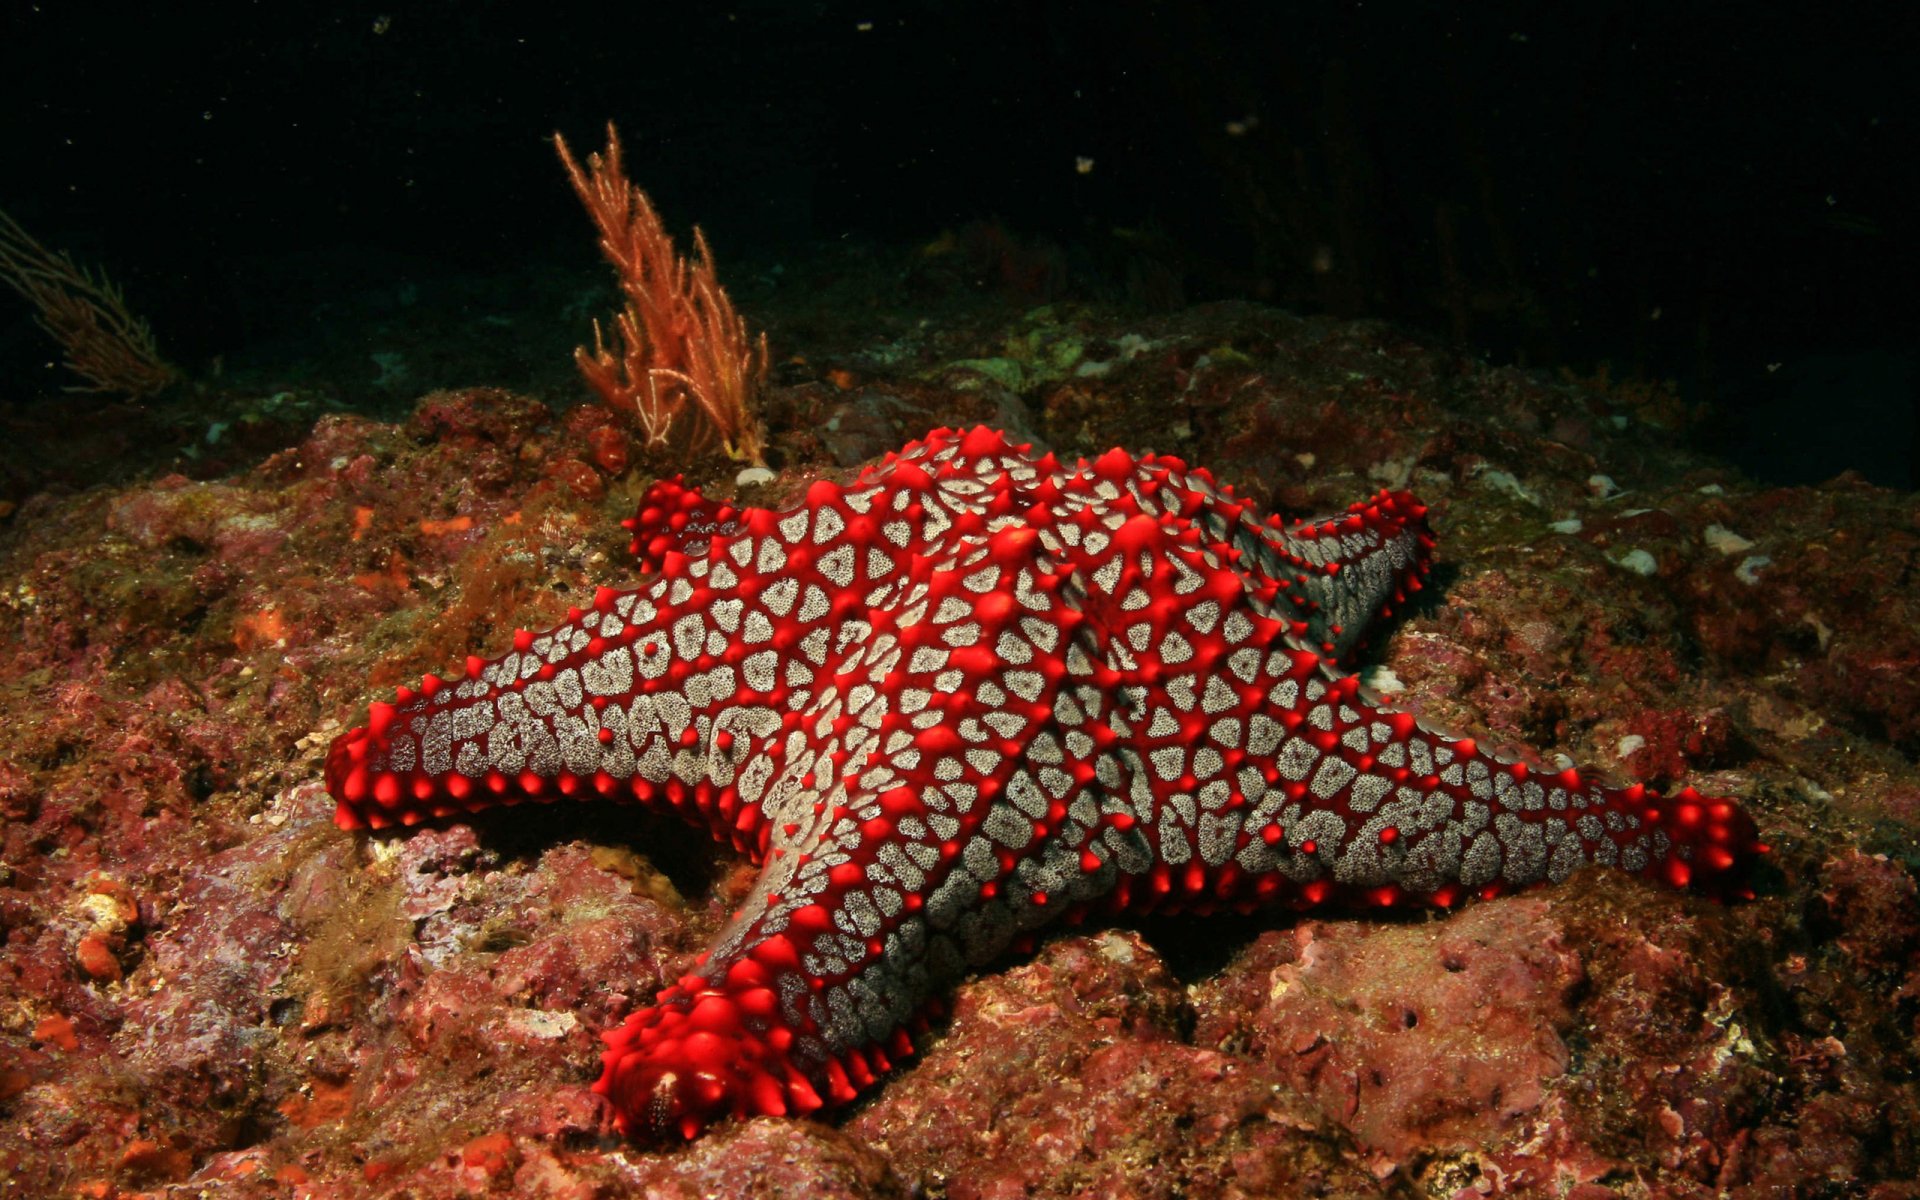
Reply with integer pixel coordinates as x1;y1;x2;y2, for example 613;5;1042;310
556;123;768;464
0;207;179;399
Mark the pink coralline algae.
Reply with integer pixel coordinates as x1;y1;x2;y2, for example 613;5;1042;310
325;425;1763;1139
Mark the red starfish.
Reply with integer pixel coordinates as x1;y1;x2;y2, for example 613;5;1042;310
325;426;1763;1139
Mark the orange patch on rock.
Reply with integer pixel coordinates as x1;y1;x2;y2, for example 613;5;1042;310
75;932;120;982
31;1014;78;1052
120;1137;192;1182
418;514;475;536
460;1130;518;1179
352;549;413;593
233;606;291;651
278;1076;355;1128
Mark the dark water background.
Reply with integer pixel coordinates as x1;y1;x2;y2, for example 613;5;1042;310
2;1;1912;486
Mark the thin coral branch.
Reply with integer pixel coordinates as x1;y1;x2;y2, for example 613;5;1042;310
0;207;178;399
578;311;682;450
555;124;766;463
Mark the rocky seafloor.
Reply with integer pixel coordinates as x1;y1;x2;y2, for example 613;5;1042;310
2;298;1917;1198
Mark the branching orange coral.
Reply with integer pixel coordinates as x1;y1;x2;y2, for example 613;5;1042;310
0;208;178;399
556;124;767;463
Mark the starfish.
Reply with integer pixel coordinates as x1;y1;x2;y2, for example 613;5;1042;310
325;426;1762;1139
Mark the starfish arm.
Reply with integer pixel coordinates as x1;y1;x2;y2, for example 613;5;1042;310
1219;672;1761;907
324;424;1046;839
623;474;748;572
1247;489;1435;665
594;523;1107;1138
323;548;793;852
1066;529;1761;909
1034;455;1758;910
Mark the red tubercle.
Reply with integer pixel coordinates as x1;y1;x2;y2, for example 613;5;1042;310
596;964;821;1139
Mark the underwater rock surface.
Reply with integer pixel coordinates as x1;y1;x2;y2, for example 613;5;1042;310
2;300;1916;1197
